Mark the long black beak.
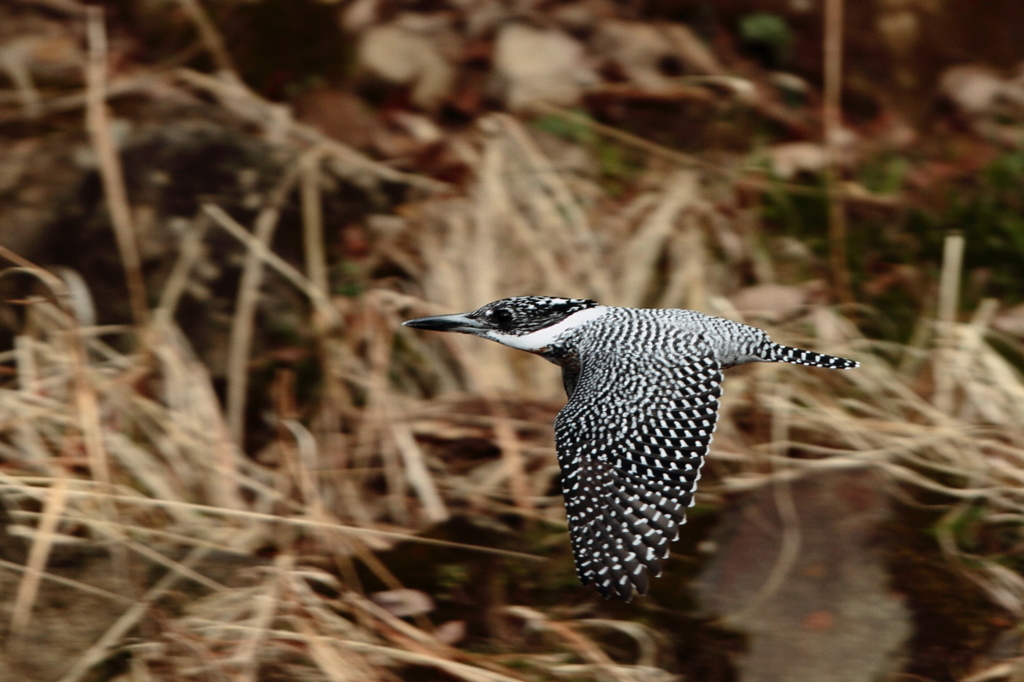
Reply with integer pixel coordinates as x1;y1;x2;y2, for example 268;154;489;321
402;312;485;333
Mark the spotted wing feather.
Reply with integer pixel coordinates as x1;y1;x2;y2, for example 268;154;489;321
555;332;723;600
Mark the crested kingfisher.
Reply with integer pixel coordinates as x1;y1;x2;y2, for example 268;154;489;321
404;296;858;600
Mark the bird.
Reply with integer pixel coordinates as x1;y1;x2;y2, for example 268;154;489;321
403;296;858;600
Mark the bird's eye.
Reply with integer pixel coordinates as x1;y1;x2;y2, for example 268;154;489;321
491;308;513;326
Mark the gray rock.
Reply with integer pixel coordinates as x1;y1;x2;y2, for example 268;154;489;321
696;469;912;682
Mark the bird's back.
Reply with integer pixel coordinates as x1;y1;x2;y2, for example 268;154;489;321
566;306;775;368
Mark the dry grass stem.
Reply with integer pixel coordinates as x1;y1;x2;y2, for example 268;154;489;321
8;474;69;636
0;481;543;559
203;203;336;320
12;0;87;16
232;554;292;681
619;170;698;308
488;399;532;513
222;160;305;445
55;548;211;682
823;0;852;304
175;0;237;75
530;101;900;206
301;149;330;294
938;233;966;326
152;216;208;327
936;232;966;415
0;556;131;604
391;421;450;522
84;6;148;327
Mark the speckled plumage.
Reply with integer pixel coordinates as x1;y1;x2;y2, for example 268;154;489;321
404;297;858;600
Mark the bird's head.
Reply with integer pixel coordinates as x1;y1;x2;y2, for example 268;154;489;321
403;296;607;352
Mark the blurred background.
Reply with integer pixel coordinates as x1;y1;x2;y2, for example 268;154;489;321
2;0;1024;680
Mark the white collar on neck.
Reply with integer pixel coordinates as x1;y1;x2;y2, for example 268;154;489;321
485;306;611;351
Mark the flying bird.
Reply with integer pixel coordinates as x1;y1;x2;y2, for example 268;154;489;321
403;296;858;600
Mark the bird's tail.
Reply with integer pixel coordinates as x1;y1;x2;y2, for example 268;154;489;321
770;344;859;369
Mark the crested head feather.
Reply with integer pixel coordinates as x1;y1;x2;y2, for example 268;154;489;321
468;296;600;335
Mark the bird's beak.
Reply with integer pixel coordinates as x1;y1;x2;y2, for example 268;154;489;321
402;312;485;333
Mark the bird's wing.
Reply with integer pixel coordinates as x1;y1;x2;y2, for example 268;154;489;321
555;333;723;600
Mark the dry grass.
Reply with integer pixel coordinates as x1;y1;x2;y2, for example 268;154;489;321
2;44;1024;682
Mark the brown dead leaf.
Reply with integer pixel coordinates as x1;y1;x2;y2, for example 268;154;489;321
293;87;377;149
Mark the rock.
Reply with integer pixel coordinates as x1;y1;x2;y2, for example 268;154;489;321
492;24;596;111
696;469;912;682
358;21;457;110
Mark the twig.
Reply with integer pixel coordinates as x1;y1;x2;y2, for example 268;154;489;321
301;149;330;294
823;0;853;304
233;554;292;682
938;232;966;327
935;232;965;414
204;199;347;508
175;0;237;75
0;245;71;303
202;203;336;321
529;101;706;170
334;639;529;682
0;483;545;560
189;620;530;682
206;194;343;454
12;0;86;16
504;607;616;668
487;399;532;514
24;175;140;590
118;536;226;593
0;557;131;605
2;41;43;117
56;547;211;682
619;170;698;308
530;101;903;207
292;617;374;681
496;115;612;302
345;591;447;652
222;160;305;446
391;422;450;523
85;6;149;327
152;215;209;328
147;317;247;511
355;304;411;525
0;74;164;126
174;68;449;194
8;475;70;637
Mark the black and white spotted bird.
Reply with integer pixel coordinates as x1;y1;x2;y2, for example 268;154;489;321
403;296;858;600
